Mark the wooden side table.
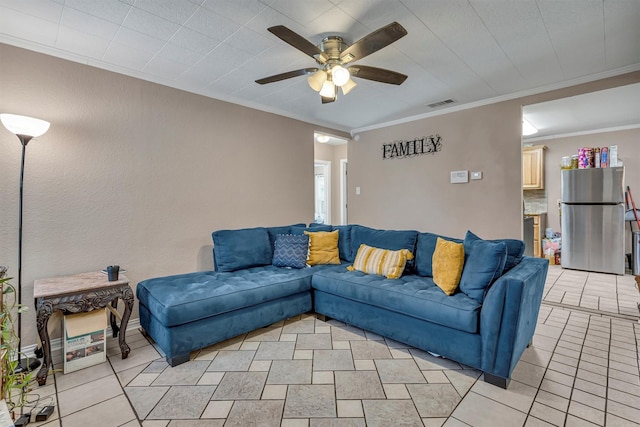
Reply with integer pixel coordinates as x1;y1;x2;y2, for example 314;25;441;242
34;271;134;386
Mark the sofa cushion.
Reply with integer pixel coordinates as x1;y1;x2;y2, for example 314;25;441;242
348;244;414;279
137;265;343;327
465;230;525;273
312;269;481;334
272;234;309;269
432;238;465;295
415;232;463;277
332;225;353;262
350;225;418;271
459;231;507;303
212;227;272;272
267;224;306;250
292;224;332;235
304;230;341;265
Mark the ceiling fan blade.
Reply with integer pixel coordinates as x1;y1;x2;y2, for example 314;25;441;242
340;22;407;64
255;68;318;84
268;26;327;63
348;65;407;85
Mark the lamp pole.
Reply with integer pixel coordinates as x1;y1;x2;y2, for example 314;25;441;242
15;134;41;373
1;114;50;374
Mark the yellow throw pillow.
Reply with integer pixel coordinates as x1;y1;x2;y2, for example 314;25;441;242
347;244;414;279
432;237;465;295
304;230;340;265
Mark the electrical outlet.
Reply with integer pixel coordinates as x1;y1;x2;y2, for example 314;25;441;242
450;170;469;184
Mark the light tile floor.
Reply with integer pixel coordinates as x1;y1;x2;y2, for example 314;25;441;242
20;266;640;426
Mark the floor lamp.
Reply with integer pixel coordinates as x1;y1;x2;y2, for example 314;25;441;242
1;113;50;373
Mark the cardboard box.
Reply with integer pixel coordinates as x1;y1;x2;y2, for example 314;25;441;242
63;309;107;374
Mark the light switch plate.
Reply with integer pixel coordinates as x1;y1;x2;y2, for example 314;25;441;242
450;170;469;184
471;171;482;180
355;186;361;195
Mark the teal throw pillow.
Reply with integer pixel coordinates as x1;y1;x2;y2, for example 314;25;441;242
458;231;507;302
272;234;309;269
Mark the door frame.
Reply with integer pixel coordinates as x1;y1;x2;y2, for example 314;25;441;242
314;160;331;224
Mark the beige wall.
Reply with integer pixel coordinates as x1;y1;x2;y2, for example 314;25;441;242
348;72;640;241
542;129;640;249
0;44;337;346
314;142;348;225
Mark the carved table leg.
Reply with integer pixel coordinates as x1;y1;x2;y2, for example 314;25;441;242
119;286;134;359
110;299;119;338
36;300;53;386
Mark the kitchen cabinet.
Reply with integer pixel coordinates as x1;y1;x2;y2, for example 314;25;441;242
529;213;547;258
523;145;546;189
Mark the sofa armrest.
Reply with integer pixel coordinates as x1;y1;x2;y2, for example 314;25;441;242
480;257;549;379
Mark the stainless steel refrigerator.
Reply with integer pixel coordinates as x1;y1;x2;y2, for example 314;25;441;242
561;167;625;275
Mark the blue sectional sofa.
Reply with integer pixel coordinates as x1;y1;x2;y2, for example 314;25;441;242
137;223;548;388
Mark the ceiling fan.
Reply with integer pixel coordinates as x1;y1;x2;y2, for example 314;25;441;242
255;22;408;104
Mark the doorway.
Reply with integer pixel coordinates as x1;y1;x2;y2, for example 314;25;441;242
314;160;331;224
340;159;348;225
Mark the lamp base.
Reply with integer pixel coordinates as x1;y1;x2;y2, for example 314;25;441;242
14;357;41;374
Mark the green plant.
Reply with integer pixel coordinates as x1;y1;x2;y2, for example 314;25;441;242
1;274;35;417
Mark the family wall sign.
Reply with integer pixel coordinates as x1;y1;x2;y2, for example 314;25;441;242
382;134;442;159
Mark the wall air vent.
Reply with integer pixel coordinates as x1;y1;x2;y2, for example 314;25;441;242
426;99;455;108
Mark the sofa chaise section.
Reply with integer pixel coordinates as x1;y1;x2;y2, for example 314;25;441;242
137;266;317;365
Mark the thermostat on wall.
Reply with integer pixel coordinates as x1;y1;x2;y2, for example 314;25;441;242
450;170;469;184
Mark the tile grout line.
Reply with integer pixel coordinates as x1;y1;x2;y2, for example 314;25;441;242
525;306;579;426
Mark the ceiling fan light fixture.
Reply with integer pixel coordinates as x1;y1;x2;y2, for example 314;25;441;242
307;70;327;92
331;65;350;86
319;80;336;98
341;78;357;95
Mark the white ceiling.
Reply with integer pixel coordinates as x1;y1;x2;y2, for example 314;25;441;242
523;82;640;141
1;0;640;134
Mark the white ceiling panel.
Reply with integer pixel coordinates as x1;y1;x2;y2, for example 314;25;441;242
537;0;606;78
604;0;640;68
0;0;62;23
60;6;120;41
121;7;181;42
63;0;132;25
101;40;157;71
132;0;201;25
55;26;111;60
169;26;222;56
471;1;563;89
0;0;638;132
143;55;193;80
111;27;166;57
305;5;369;39
201;0;268;26
0;7;58;47
155;42;203;68
183;6;242;41
268;0;335;26
224;27;277;56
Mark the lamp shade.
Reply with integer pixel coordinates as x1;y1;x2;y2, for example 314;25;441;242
1;114;50;138
307;70;327;92
331;65;350;86
340;78;357;95
319;80;336;98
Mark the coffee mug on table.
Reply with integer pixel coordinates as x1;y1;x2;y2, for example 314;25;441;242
107;265;120;281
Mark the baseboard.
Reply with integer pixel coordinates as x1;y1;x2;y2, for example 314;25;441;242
21;318;141;360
